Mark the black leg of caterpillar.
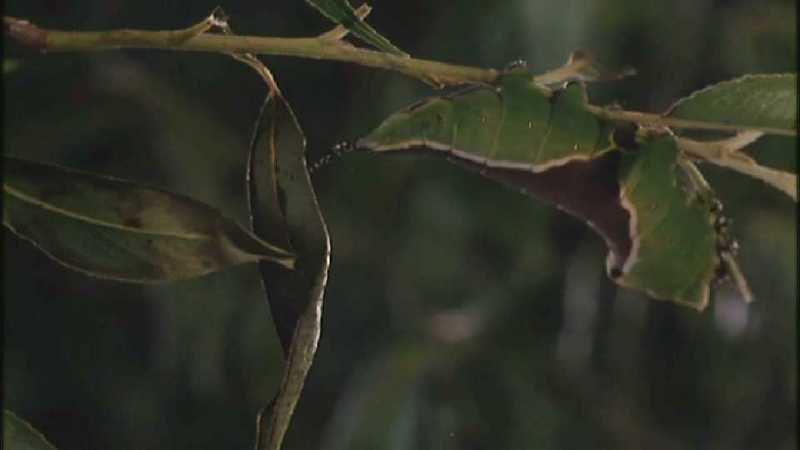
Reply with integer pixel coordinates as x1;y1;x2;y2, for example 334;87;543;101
611;123;639;150
714;215;731;229
307;140;358;175
712;213;752;302
709;198;724;214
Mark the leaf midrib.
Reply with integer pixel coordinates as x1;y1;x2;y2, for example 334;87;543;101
3;184;209;240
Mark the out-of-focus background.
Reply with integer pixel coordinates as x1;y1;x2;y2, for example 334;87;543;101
4;1;796;449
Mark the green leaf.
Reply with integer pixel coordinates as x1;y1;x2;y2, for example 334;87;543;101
306;0;408;56
666;74;798;135
3;410;57;450
614;137;720;309
248;94;331;450
3;156;294;282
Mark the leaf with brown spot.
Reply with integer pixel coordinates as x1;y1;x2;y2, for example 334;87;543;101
3;156;294;282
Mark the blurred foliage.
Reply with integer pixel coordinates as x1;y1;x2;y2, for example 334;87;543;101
4;410;58;450
3;1;796;449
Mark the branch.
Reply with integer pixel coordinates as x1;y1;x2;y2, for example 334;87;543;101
3;15;497;86
4;15;797;137
588;106;797;137
676;133;797;201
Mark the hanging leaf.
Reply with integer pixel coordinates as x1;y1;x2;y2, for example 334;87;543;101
666;74;798;135
3;156;294;282
358;72;726;308
3;410;58;450
305;0;408;56
248;93;331;450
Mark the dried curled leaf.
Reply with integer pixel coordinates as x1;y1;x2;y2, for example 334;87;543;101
248;93;331;450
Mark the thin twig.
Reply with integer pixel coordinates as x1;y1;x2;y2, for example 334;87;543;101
588;106;797;137
533;49;636;86
4;16;497;86
4;15;797;137
676;134;797;201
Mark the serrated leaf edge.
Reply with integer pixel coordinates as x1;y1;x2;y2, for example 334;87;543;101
664;73;797;118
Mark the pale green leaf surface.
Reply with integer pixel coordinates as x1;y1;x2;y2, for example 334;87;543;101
3;410;57;450
3;156;294;282
615;137;719;309
305;0;408;56
667;74;798;134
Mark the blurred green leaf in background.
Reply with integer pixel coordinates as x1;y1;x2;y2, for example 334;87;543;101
4;410;58;450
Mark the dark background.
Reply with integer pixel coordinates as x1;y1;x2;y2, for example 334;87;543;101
4;1;796;449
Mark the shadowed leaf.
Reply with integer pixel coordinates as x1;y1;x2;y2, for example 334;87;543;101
248;94;331;450
3;156;294;282
666;74;797;135
3;410;57;450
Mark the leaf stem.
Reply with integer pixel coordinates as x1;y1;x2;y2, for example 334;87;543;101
675;135;797;201
587;106;797;137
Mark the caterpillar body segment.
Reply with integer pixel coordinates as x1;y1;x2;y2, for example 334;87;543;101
358;73;615;172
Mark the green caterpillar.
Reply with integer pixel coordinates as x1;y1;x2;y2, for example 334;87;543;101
360;72;614;171
358;69;726;309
